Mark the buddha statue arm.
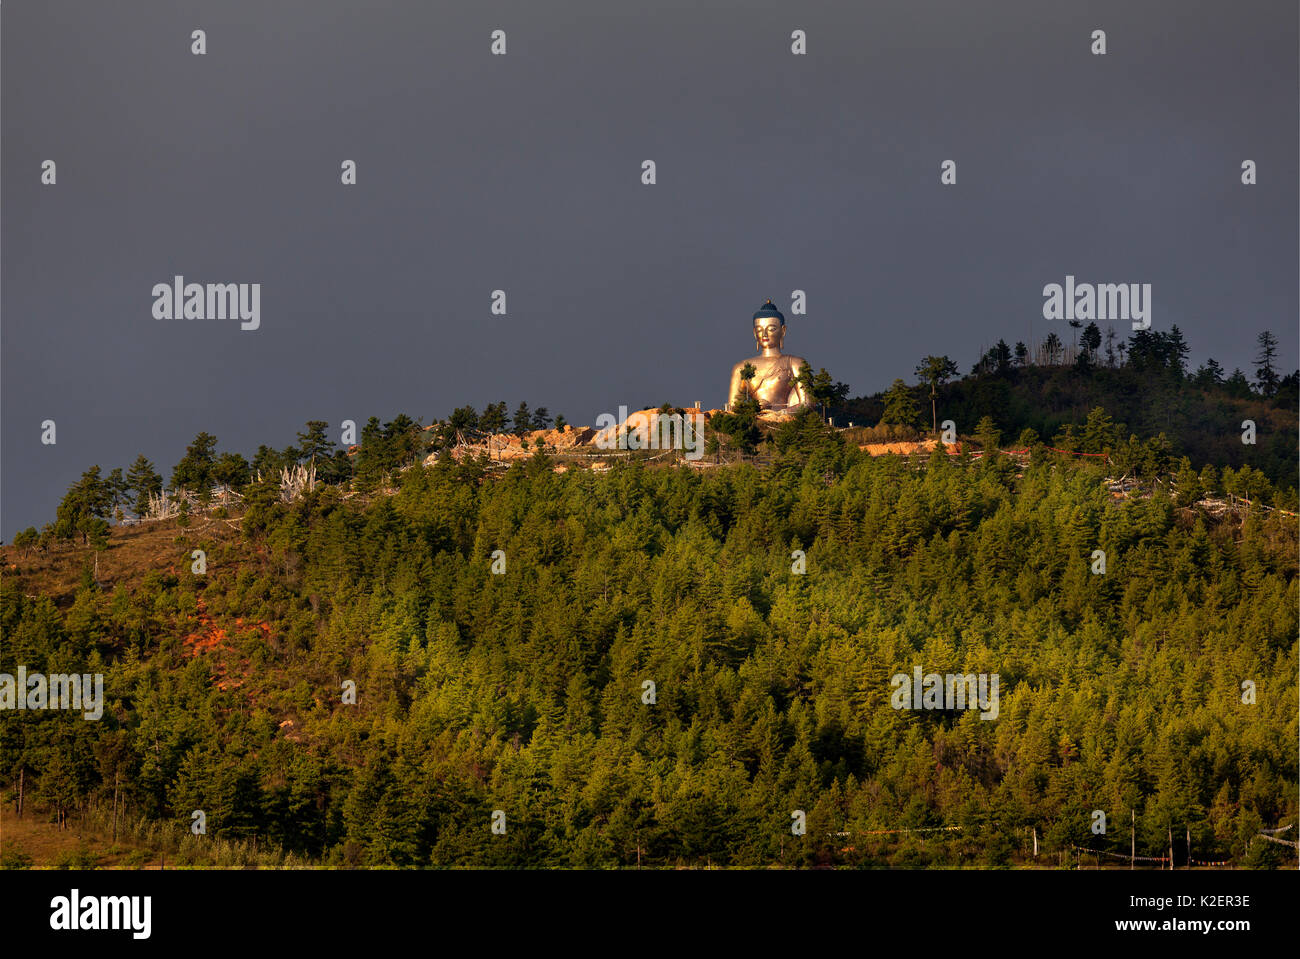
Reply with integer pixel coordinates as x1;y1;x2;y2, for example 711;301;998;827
785;358;811;409
726;363;749;412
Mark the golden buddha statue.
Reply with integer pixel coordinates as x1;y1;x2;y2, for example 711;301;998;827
725;299;811;416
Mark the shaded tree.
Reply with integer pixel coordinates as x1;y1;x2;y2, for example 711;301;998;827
1254;331;1280;397
1043;332;1063;365
1224;368;1253;400
880;379;921;429
1193;359;1224;389
1082;321;1102;359
12;527;38;557
171;432;219;495
512;402;532;437
54;467;113;546
479;402;509;434
296;421;336;466
126;455;163;516
914;356;959;434
213;452;251;494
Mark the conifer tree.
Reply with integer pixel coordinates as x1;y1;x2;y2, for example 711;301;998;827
880;379;921;429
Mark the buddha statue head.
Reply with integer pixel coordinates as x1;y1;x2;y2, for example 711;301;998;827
752;299;786;355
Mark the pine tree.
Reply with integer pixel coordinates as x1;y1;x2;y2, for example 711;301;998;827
914;356;958;434
1253;331;1280;397
512;402;532;436
1082;321;1102;359
354;416;387;490
1224;368;1253;399
296;421;336;465
1043;332;1063;365
1193;358;1224;388
994;340;1012;373
383;414;423;468
1173;457;1201;507
104;468;129;518
1167;325;1190;378
171;431;220;494
54;466;114;545
974;415;1000;454
213;451;251;494
12;527;38;556
1081;407;1123;454
880;379;921;429
479;402;508;434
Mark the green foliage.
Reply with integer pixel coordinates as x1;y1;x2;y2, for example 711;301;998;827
54;467;114;546
7;323;1298;868
712;393;762;455
974;415;1000;453
915;355;960;433
12;527;38;556
512;402;532;436
53;845;101;870
798;363;851;422
880;379;922;429
1254;331;1280;397
296;421;335;465
0;848;33;869
4;444;1294;869
212;452;250;492
126;455;163;515
354;415;425;490
171;432;219;495
479;402;509;435
840;327;1298;492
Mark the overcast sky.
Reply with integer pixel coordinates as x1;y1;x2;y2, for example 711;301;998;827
3;0;1297;538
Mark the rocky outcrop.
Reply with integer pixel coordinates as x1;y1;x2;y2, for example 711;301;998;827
590;409;712;450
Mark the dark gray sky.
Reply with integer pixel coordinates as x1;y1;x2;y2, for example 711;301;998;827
3;0;1297;538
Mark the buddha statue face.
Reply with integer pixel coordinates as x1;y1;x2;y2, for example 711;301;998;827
754;316;785;354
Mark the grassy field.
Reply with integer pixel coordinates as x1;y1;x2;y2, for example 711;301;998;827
1;805;164;869
3;511;248;608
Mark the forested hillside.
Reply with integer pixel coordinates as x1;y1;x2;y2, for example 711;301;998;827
3;426;1296;868
840;328;1299;493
